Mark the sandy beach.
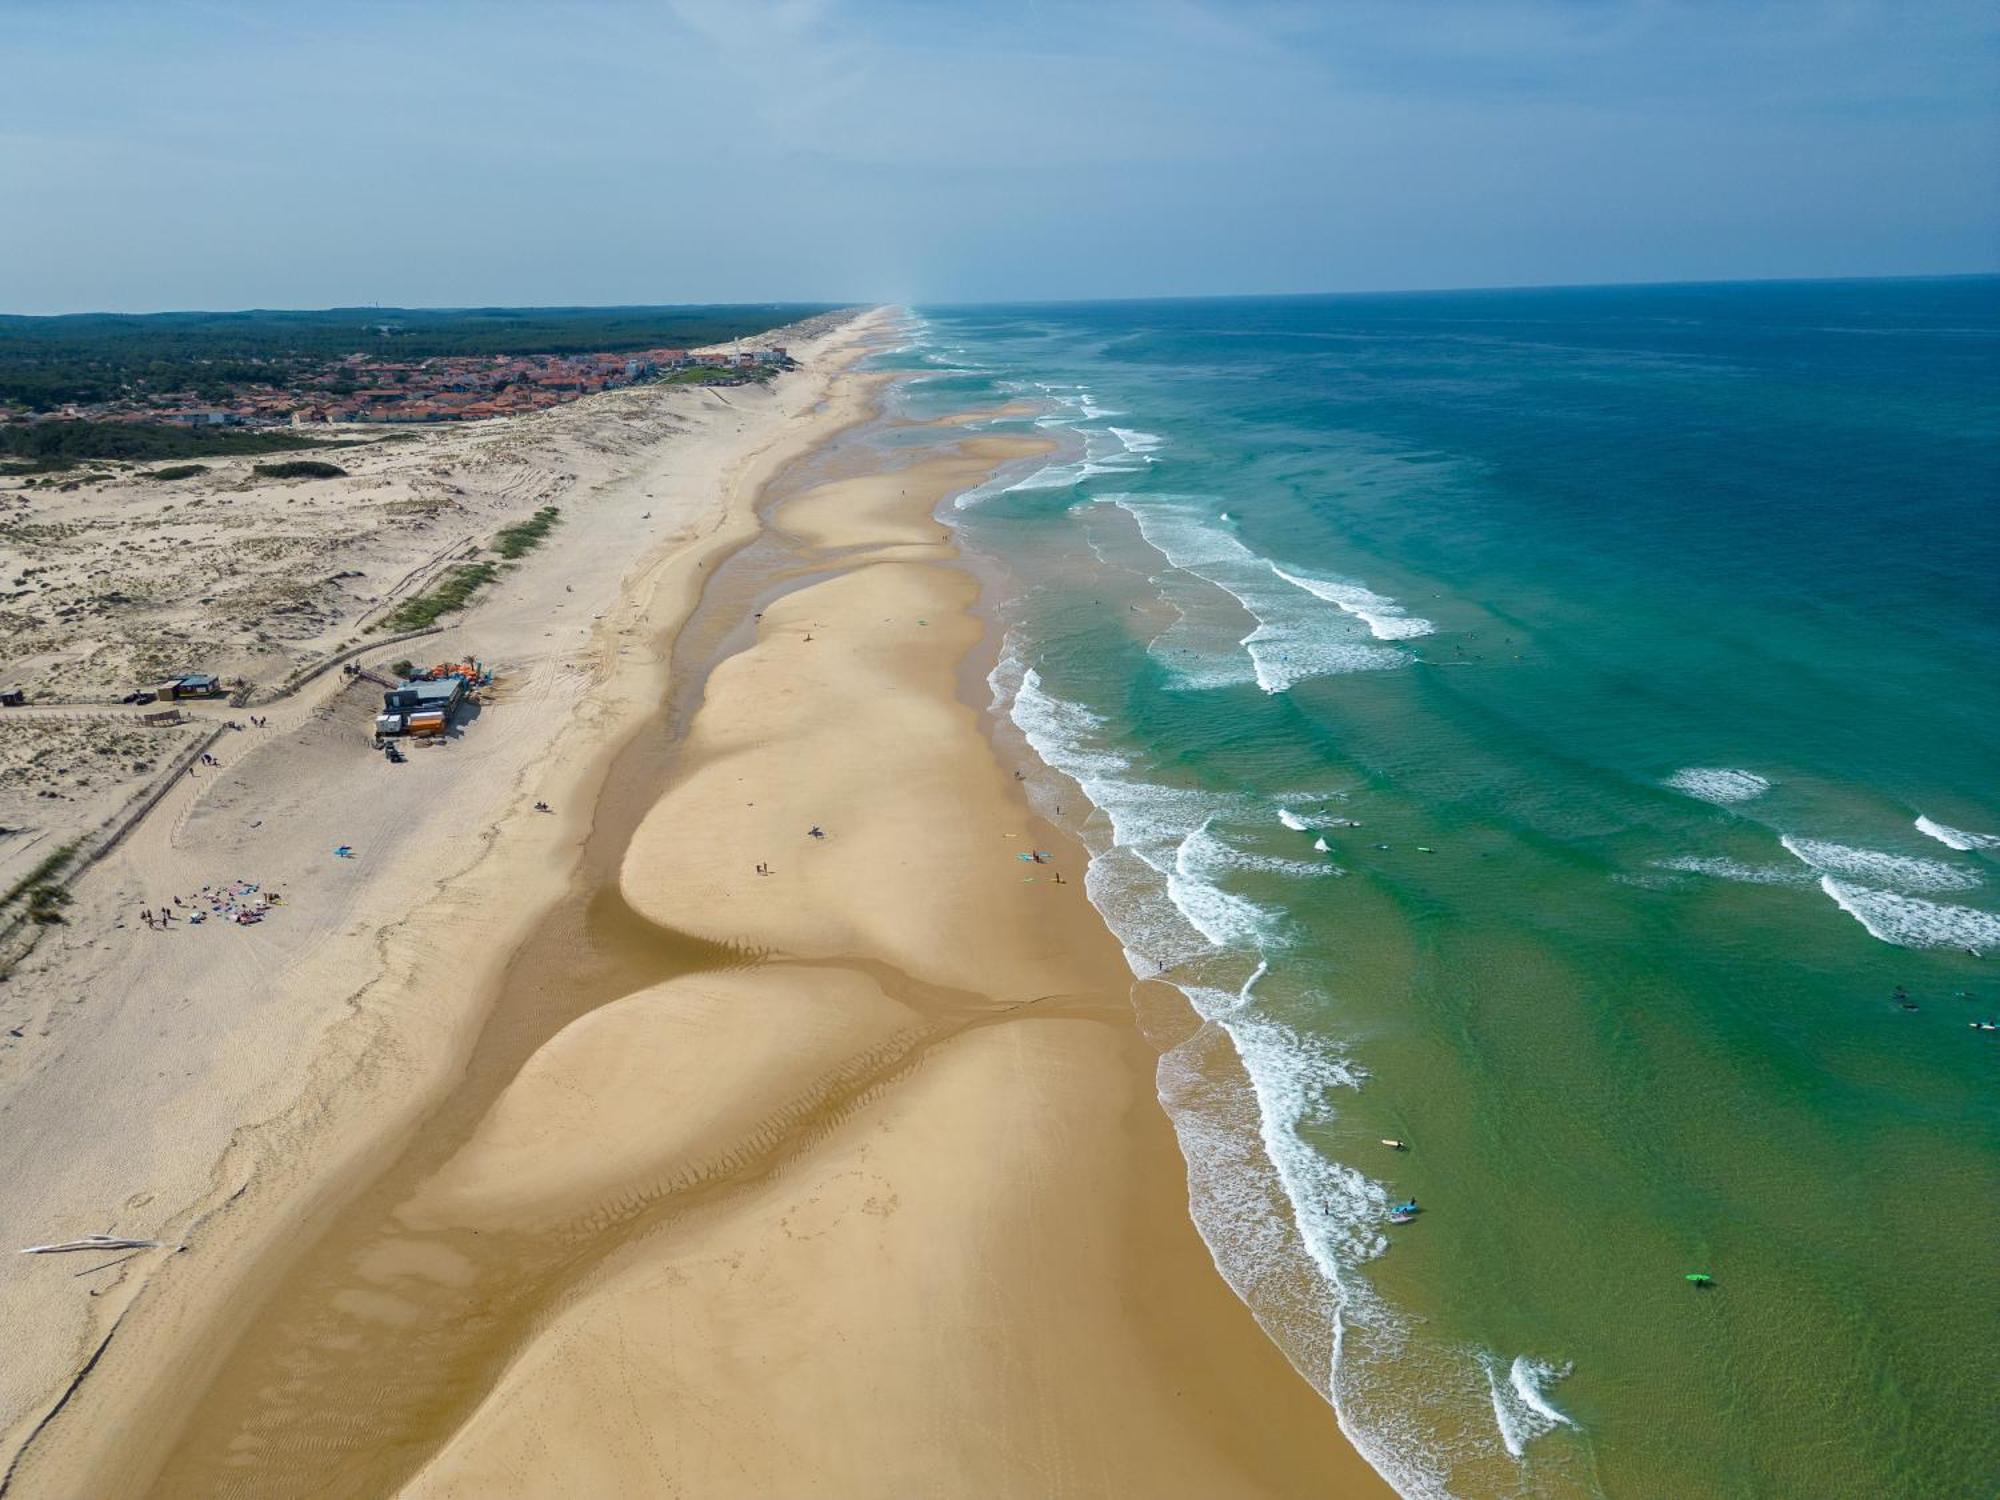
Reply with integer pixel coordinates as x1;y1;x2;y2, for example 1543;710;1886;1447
0;309;889;1492
1;323;1387;1497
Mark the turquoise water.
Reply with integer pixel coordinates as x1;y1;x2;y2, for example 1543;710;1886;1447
876;280;2000;1498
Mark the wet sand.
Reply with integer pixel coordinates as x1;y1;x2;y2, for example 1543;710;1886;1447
10;368;1388;1496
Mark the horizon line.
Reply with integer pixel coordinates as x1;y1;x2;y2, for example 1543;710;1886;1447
5;269;1996;322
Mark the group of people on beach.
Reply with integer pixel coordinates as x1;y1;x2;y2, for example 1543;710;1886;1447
138;880;280;931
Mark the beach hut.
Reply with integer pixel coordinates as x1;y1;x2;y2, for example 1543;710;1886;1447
382;676;465;718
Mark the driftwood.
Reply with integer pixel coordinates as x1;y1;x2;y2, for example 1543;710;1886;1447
19;1235;162;1256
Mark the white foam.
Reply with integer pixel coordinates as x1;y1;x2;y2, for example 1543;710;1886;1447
1916;815;2000;852
1278;807;1312;832
1003;662;1237;969
1169;821;1290;947
1313;836;1331;853
1246;624;1408;694
1106;495;1410;692
1024;383;1124;422
1486;1355;1577;1460
1106;425;1164;456
999;646;1522;1498
1156;1017;1431;1493
1781;836;1980;893
966;427;1151;505
1139;572;1261;691
1653;856;1814;887
997;459;1118;492
1818;878;2000;951
1168;861;1277;948
951;415;1157;508
1272;565;1436;641
1666;768;1771;805
1004;664;1131;784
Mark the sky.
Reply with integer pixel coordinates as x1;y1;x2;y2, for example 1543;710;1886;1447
2;0;1995;313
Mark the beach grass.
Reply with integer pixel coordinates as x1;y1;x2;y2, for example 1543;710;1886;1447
251;459;348;481
655;363;775;386
493;506;561;559
374;561;499;632
2;842;79;925
375;507;561;629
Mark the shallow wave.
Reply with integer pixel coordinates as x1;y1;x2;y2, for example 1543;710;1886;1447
1027;381;1123;422
1004;663;1239;966
1485;1355;1577;1460
1171;823;1287;948
998;645;1583;1496
1271;565;1436;641
1653;855;1815;887
1780;835;1980;893
1189;816;1341;879
1817;878;2000;950
1104;495;1412;692
1105;425;1165;456
1915;814;2000;852
954;425;1157;509
1665;768;1771;804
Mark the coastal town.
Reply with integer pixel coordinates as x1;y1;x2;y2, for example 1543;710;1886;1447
6;341;792;431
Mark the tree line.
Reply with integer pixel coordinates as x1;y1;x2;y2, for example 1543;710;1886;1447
0;303;841;410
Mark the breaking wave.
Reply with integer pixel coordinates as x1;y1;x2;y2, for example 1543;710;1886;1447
1915;815;2000;852
1780;835;1981;893
1665;768;1771;805
997;650;1582;1496
1653;855;1815;887
1817;878;2000;951
954;422;1160;507
1106;495;1417;692
1486;1355;1577;1460
1271;565;1436;641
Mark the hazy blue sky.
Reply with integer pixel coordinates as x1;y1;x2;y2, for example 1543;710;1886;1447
3;0;1994;312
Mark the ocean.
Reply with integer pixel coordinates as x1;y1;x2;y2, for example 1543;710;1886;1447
874;279;2000;1498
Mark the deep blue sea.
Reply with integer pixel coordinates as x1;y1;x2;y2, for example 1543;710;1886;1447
874;279;2000;1498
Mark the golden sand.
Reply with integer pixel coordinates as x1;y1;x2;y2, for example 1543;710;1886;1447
2;333;1388;1497
397;424;1389;1495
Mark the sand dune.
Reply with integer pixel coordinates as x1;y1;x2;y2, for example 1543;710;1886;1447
402;1014;1341;1499
1;323;1385;1499
402;965;927;1235
402;429;1383;1496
